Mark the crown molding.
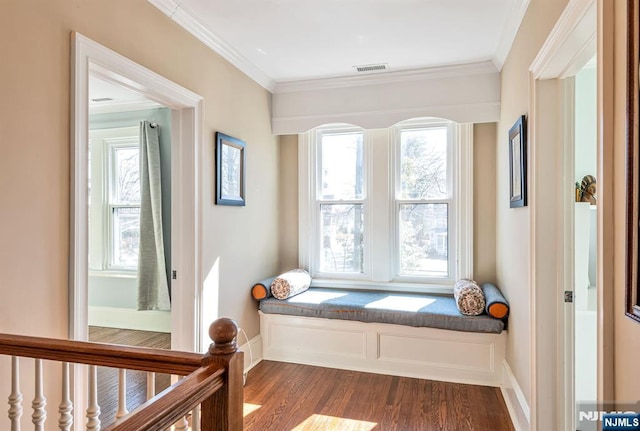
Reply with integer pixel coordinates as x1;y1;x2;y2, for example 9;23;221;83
274;61;498;94
530;0;596;80
149;0;180;16
147;0;275;92
493;0;531;71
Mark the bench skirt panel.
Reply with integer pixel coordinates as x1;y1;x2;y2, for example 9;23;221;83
259;311;506;387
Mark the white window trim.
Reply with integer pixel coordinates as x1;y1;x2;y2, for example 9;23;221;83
299;121;473;293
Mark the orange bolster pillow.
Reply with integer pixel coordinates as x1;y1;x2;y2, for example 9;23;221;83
251;277;277;300
481;283;510;319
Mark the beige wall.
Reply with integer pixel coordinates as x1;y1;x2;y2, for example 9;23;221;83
277;125;498;284
278;135;299;271
0;0;279;403
496;0;569;406
473;123;497;284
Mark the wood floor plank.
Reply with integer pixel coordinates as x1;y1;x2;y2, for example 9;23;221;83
244;361;515;431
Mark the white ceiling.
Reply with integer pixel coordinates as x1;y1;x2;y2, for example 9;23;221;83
150;0;528;90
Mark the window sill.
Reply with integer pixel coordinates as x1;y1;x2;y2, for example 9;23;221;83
310;278;453;295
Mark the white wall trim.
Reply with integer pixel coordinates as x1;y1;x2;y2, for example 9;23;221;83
88;307;171;333
500;360;531;431
530;0;596;79
493;0;532;70
273;75;500;134
147;0;275;92
274;61;499;94
459;124;474;279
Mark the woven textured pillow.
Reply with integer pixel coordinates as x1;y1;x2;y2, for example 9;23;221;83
271;269;311;300
453;279;486;316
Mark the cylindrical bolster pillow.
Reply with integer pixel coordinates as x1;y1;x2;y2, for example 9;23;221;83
271;269;311;300
251;277;277;300
453;279;486;316
481;282;510;319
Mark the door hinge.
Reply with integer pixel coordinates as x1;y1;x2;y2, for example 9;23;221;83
172;270;177;280
564;291;574;303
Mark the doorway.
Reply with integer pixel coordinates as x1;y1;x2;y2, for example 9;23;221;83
527;0;604;429
572;59;598;428
71;32;204;427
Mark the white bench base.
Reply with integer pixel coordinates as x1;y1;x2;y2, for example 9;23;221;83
259;311;506;387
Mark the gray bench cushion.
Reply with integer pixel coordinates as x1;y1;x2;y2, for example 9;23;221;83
259;288;505;334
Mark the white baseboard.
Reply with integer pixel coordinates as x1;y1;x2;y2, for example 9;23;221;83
260;311;506;387
88;306;171;333
500;359;530;431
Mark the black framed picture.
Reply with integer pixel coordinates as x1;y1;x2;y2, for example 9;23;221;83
509;115;527;208
215;132;246;206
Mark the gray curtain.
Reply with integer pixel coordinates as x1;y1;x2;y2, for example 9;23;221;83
137;121;170;311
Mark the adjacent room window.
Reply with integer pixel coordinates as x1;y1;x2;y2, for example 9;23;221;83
108;143;141;269
299;119;472;291
88;127;141;272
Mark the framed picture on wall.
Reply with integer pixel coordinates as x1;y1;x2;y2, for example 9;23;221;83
509;115;527;208
215;132;246;206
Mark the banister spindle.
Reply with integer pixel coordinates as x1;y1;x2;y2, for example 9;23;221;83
86;365;101;431
146;372;155;400
115;369;128;419
8;356;23;431
58;362;73;431
192;407;201;431
174;415;189;430
32;359;47;430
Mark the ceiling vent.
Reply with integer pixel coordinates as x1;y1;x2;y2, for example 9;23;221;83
353;63;388;73
91;97;114;103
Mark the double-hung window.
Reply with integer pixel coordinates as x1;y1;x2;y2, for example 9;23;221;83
299;119;472;292
89;126;141;272
108;142;141;269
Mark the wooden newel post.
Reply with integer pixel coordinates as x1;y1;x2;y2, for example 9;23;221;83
201;318;244;431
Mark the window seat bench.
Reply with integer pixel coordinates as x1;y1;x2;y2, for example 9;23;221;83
258;286;508;387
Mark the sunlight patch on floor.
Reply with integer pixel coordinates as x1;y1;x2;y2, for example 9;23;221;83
243;403;261;417
291;414;377;431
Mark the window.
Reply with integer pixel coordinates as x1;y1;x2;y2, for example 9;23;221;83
108;143;141;269
89;127;141;272
299;119;473;292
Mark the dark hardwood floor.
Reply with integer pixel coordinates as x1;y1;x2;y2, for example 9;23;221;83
88;326;171;428
243;361;515;431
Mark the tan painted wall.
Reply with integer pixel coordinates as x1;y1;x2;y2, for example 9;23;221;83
611;0;640;403
278;135;299;271
0;0;279;412
277;124;498;284
497;0;569;406
473;123;498;284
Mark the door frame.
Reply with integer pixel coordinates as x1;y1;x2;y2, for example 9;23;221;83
70;32;204;424
528;0;613;429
